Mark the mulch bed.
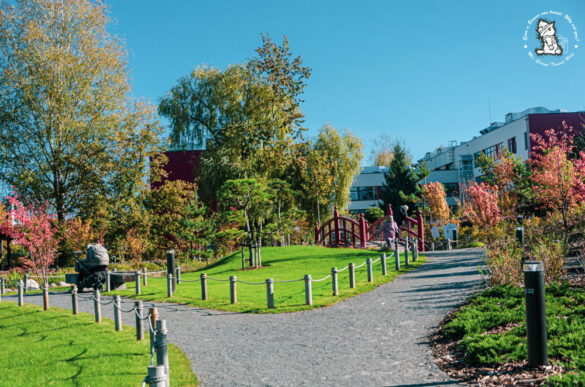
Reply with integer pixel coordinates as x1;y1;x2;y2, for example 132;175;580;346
430;272;585;386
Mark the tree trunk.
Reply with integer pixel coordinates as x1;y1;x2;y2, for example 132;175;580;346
278;203;284;247
316;198;321;225
258;219;263;267
244;209;253;267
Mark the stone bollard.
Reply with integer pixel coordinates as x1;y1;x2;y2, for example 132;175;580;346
366;258;373;283
24;274;28;293
331;267;338;296
412;238;418;262
142;267;148;286
431;241;435;251
200;273;208;300
149;306;158;350
167;274;173;298
381;253;387;276
135;300;144;341
1;278;5;296
266;278;274;308
18;279;23;306
230;276;237;304
155;319;170;387
94;289;102;323
394;239;400;271
135;271;141;295
145;365;167;387
71;285;79;315
43;284;49;311
106;270;111;292
304;275;312;305
114;295;122;331
404;237;410;267
349;263;356;288
176;266;181;285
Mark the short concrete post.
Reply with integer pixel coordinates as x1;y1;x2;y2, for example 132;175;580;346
394;239;400;271
146;365;167;387
366;258;373;283
176;266;181;285
200;273;208;300
155;319;170;387
304;275;312;305
412;238;418;262
135;271;141;295
135;300;144;341
230;276;237;304
94;289;102;323
404;237;410;267
18;279;23;306
349;263;355;288
431;241;435;251
167;274;173;298
24;274;28;293
114;295;122;331
149;306;158;349
142;267;148;286
448;239;452;251
266;278;274;308
381;253;387;275
106;270;111;292
1;278;5;295
43;285;49;310
331;267;338;296
71;285;78;315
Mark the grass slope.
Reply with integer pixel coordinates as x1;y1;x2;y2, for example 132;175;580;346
0;302;198;386
110;245;425;313
442;283;585;384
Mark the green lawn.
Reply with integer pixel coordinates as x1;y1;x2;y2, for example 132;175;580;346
110;245;425;313
441;283;585;385
0;302;198;386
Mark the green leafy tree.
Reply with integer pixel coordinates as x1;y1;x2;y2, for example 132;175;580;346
365;207;384;224
0;0;165;222
380;143;429;225
180;192;214;262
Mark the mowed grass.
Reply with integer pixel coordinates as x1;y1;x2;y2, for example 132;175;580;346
110;245;425;313
0;302;198;386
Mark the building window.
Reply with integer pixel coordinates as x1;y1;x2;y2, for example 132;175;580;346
461;158;473;171
507;137;517;154
350;186;379;201
443;183;459;197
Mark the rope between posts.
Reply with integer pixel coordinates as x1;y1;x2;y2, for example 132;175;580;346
312;274;331;282
207;277;230;282
273;278;304;283
92;295;114;305
372;257;381;264
337;265;349;272
237;280;265;285
146;275;165;279
355;261;367;269
147;270;167;275
115;300;137;313
28;274;66;279
180;278;201;283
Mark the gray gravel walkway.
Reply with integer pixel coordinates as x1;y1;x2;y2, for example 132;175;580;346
6;248;484;386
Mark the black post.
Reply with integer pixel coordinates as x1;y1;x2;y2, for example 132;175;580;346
523;261;547;367
166;250;176;292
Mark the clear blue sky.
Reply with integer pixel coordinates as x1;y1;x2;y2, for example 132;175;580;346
107;0;585;162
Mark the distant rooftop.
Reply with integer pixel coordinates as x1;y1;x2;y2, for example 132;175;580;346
479;107;565;135
360;166;389;174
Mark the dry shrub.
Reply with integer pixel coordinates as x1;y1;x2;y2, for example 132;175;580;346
529;238;566;285
484;227;523;286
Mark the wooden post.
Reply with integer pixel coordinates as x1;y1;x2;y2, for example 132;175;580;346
106;270;111;292
167;274;173;298
394;239;400;271
155;320;170;387
94;289;102;323
149;306;158;350
359;214;367;248
143;267;147;286
230;276;237;304
381;253;387;275
417;210;425;252
43;284;49;310
333;207;340;247
166;250;176;292
304;275;312;305
135;300;144;341
24;274;28;293
135;271;141;295
200;273;207;300
405;237;410;267
349;263;355;288
266;278;274;308
18;279;23;306
314;222;320;245
367;258;373;282
176;266;181;284
331;267;338;296
146;365;167;387
71;285;78;315
114;295;122;331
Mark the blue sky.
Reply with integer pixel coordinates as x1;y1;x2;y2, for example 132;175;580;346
107;0;585;162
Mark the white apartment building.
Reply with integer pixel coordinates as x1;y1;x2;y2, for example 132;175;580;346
348;166;388;214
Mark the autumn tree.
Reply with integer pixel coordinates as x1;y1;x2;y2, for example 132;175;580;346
462;182;501;229
421;182;450;226
369;134;397;167
0;0;166;222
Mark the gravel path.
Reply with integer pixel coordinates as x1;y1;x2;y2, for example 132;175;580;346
6;248;484;386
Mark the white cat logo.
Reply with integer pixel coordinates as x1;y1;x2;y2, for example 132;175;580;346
535;19;563;56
